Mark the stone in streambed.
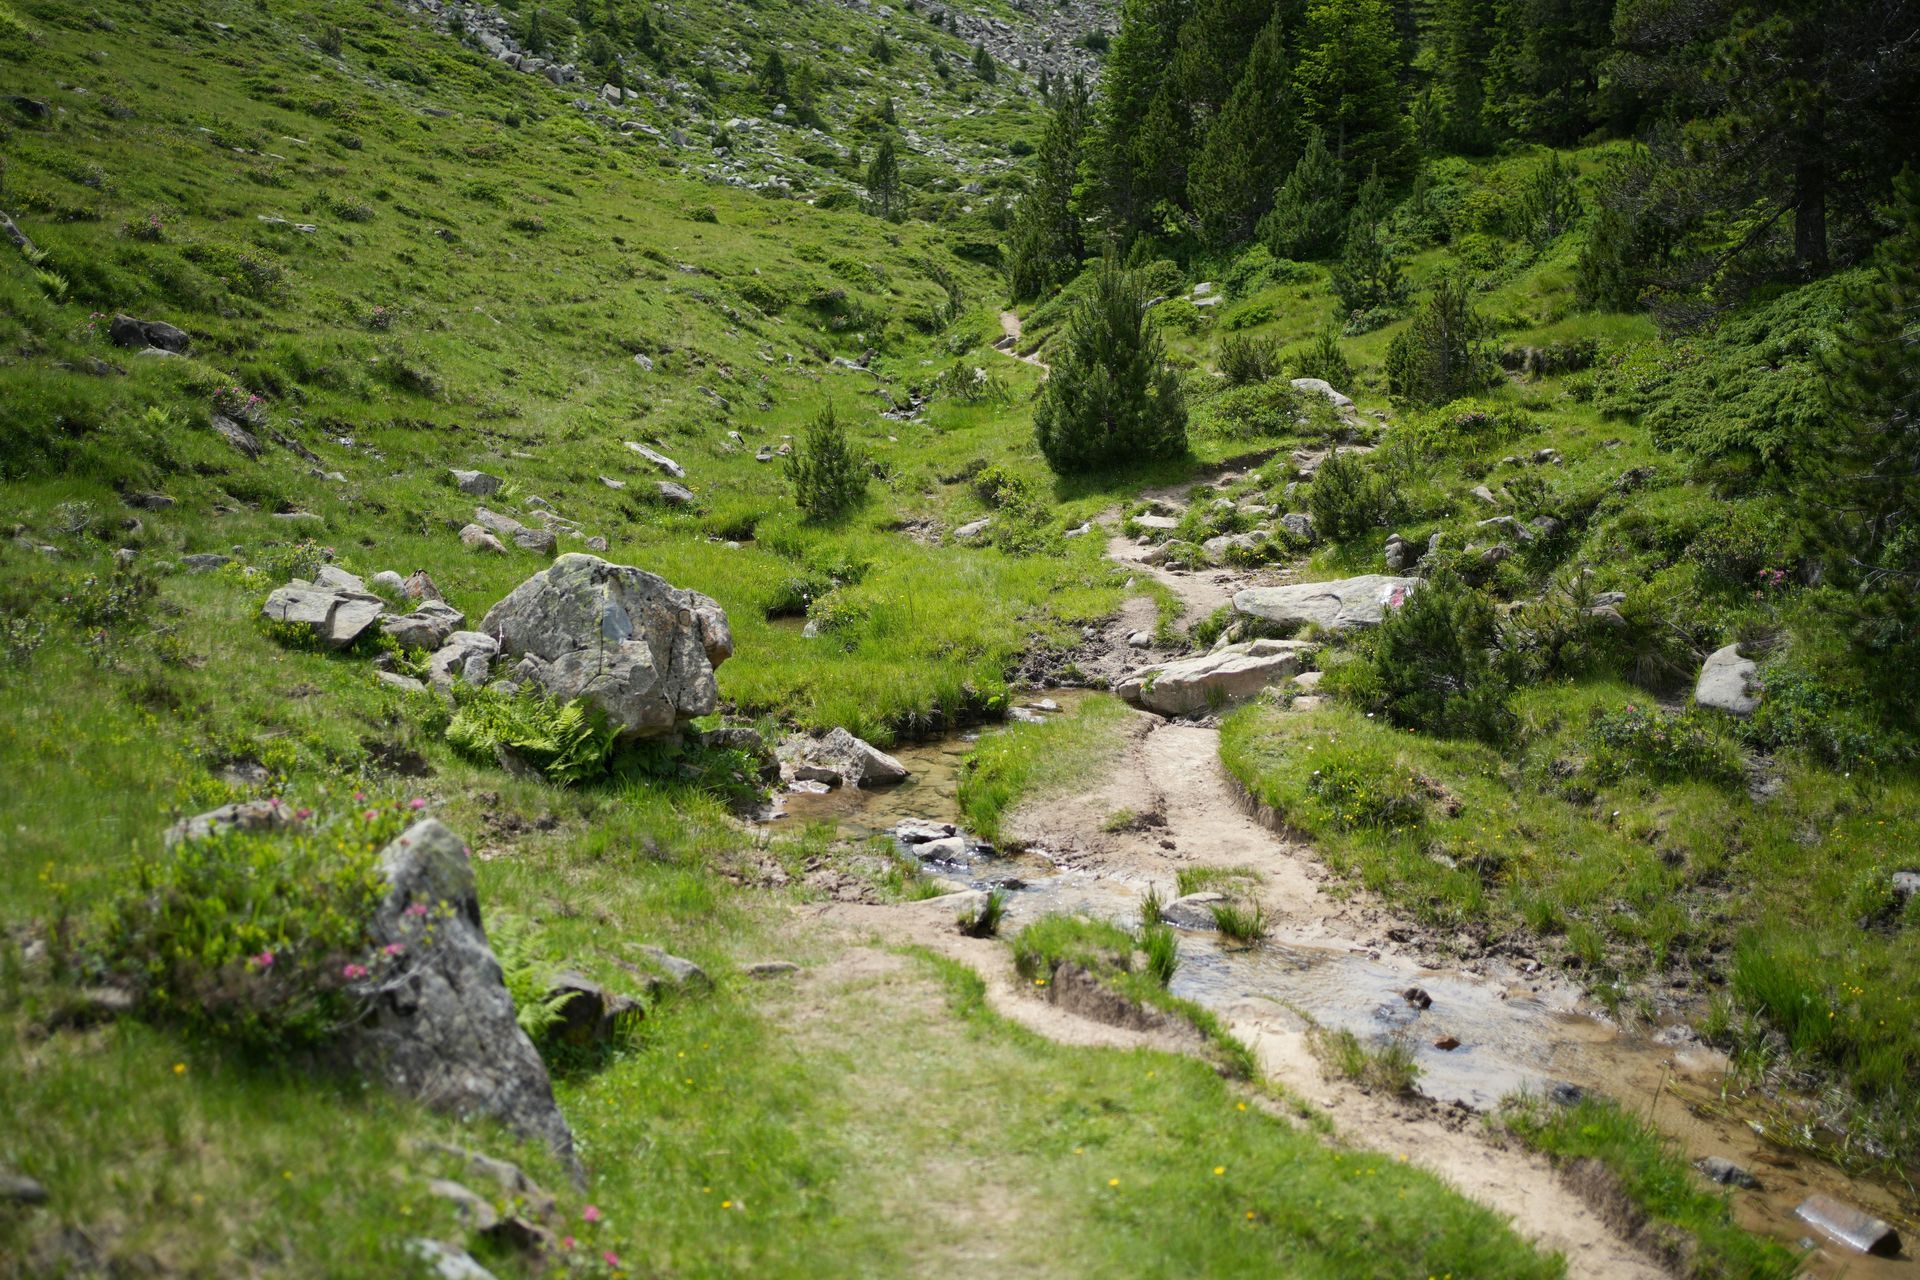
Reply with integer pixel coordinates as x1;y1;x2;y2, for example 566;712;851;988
1117;639;1316;716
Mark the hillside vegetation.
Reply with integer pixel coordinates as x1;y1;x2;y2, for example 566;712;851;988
3;0;1919;1273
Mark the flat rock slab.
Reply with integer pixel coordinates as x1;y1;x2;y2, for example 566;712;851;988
1233;575;1420;633
1117;639;1316;716
625;441;685;477
780;727;909;787
1794;1194;1901;1256
1694;643;1759;716
262;580;386;648
1160;892;1226;929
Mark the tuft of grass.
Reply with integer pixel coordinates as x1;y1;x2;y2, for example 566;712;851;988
1141;921;1179;987
1210;899;1269;945
958;887;1008;937
1174;865;1262;897
1501;1094;1800;1279
1313;1027;1421;1095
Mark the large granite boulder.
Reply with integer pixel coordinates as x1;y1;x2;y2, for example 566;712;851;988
1117;639;1316;716
338;820;575;1163
383;600;467;651
1694;644;1759;717
261;579;386;649
1233;575;1419;633
479;554;732;739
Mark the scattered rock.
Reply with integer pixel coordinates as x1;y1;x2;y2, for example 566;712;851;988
181;553;231;572
1233;576;1420;633
1279;512;1316;543
474;507;556;555
1548;1081;1586;1106
624;441;685;478
1384;533;1416;572
404;570;445;602
651;480;697;507
895;820;957;844
480;554;732;740
1117;639;1316;716
1202;529;1269;559
1794;1194;1901;1256
1127;630;1153;649
428;631;499;687
746;961;800;979
404;1238;498;1280
339;820;575;1162
544;970;641;1047
954;517;992;542
427;1178;501;1232
107;314;190;354
634;944;711;992
1289;377;1356;413
460;524;507;554
212;415;262;460
1695;1156;1760;1189
261;579;386;649
0;1168;48;1205
313;564;364;592
371;570;408;595
1694;644;1759;717
450;469;503;496
384;601;467;651
125;491;175;511
600;475;626;490
1433;1035;1461;1051
1132;514;1181;533
1470;484;1500;506
1401;986;1433;1010
378;671;426;694
164;799;304;847
1292;670;1324;693
1159;892;1227;929
780;727;909;787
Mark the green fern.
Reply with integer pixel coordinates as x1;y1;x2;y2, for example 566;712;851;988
446;686;617;785
488;912;574;1042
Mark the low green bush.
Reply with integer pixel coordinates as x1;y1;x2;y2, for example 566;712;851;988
1358;576;1515;742
787;401;869;521
1585;703;1743;786
1307;450;1399;543
1215;333;1283;386
88;804;409;1050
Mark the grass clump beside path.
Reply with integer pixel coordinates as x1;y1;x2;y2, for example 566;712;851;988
958;695;1136;841
1501;1095;1800;1280
1220;688;1920;1165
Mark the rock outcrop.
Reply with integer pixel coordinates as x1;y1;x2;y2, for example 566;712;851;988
261;579;386;649
339;819;575;1162
1117;639;1317;716
383;600;467;651
480;554;732;739
108;314;190;354
1233;575;1419;633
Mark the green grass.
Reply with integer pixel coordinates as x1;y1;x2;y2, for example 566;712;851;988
1209;899;1271;945
1501;1095;1801;1280
958;694;1136;840
1220;689;1920;1163
1176;866;1263;897
1312;1027;1421;1096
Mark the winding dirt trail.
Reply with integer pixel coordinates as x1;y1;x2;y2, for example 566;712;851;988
994;309;1048;371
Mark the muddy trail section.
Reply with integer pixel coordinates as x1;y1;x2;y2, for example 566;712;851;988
760;462;1915;1278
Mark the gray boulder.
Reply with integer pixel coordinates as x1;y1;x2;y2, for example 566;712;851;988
1160;892;1227;929
651;481;696;507
181;553;232;573
1233;576;1419;633
1116;639;1316;716
383;600;467;651
261;579;386;649
474;507;556;555
954;517;993;542
212;415;262;461
1695;644;1759;717
780;727;909;787
429;631;499;687
339;820;574;1161
450;469;503;496
108;314;190;354
1279;512;1316;543
1289;377;1355;412
1202;530;1269;560
165;799;304;847
314;564;366;593
460;524;506;554
479;554;732;739
625;441;685;478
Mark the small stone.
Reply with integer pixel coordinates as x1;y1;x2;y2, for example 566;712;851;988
1432;1035;1460;1051
1160;893;1228;929
651;480;696;507
600;475;627;490
746;961;800;979
378;671;426;694
634;944;711;992
1695;1156;1759;1189
181;553;231;572
426;1179;500;1232
405;1238;497;1280
450;468;503;496
625;441;685;477
460;524;507;554
371;570;408;595
404;570;444;602
0;1169;48;1205
955;517;992;541
1401;986;1433;1010
1127;631;1152;649
1695;644;1760;717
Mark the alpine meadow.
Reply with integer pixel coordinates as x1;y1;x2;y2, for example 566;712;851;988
4;0;1920;1276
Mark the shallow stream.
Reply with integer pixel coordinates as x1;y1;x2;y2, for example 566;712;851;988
759;702;1915;1274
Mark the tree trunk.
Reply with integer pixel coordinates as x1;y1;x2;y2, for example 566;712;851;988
1795;153;1829;274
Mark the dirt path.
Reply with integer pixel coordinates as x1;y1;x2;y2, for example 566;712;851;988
995;714;1669;1280
993;309;1048;371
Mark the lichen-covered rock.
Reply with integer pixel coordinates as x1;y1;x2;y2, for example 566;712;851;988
479;554;731;739
429;631;499;687
474;507;557;555
261;580;386;649
164;799;304;847
1116;639;1315;715
383;600;467;651
1233;575;1419;633
779;727;909;787
338;820;575;1163
450;469;503;496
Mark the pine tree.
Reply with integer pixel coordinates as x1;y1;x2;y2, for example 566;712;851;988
1331;172;1404;315
1088;0;1188;241
1170;0;1277;126
869;31;894;64
523;6;549;55
1813;168;1920;590
1258;128;1345;259
756;49;789;108
1187;14;1299;249
972;41;998;83
788;58;821;126
1385;273;1495;405
865;136;904;221
632;11;659;62
1033;259;1189;473
1006;78;1089;301
1292;0;1413;185
1484;0;1614;143
787;403;869;521
1514;151;1582;249
1434;0;1497;151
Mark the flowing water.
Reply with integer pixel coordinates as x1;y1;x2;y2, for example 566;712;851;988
759;707;1916;1274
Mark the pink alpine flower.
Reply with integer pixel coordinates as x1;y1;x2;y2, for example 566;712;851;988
582;1204;602;1223
341;963;369;980
603;1252;620;1268
252;950;275;969
383;942;405;957
409;797;427;811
